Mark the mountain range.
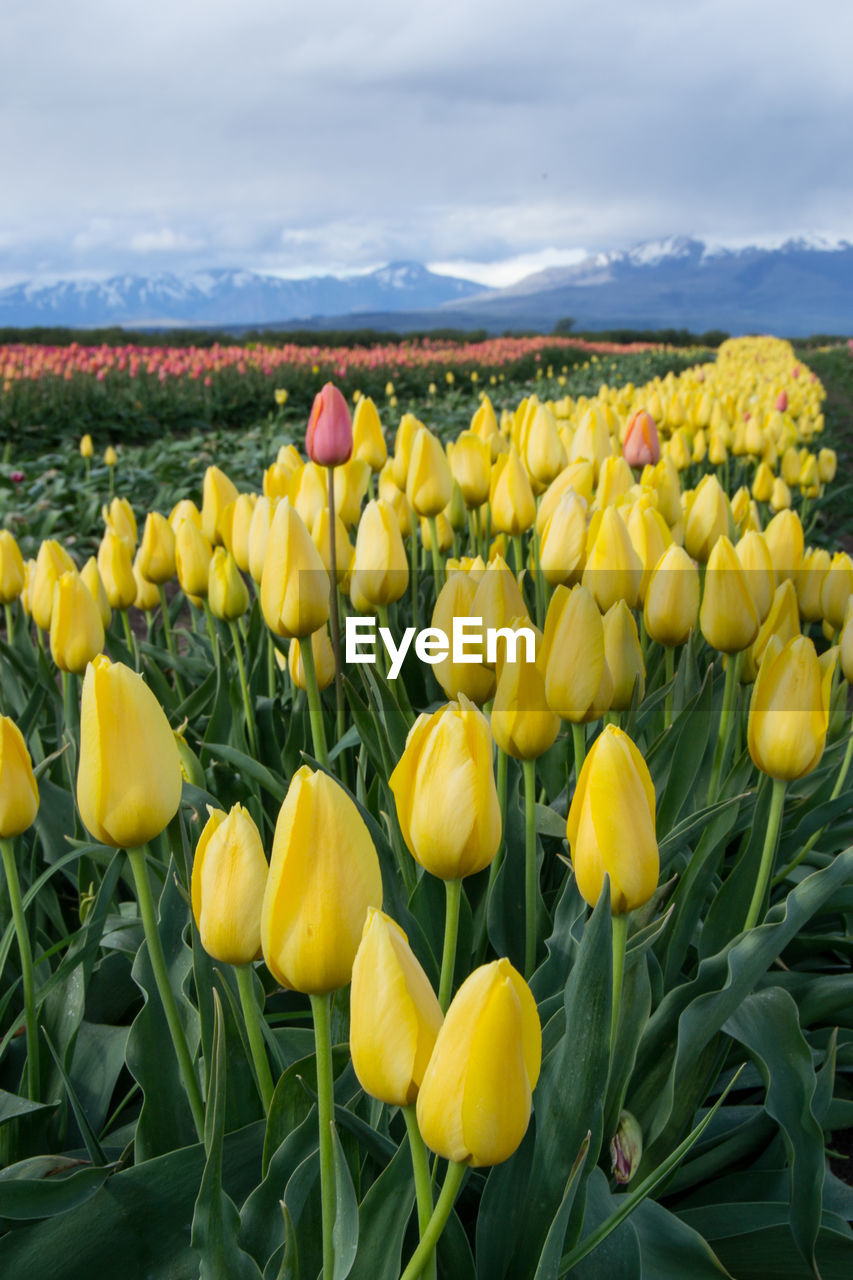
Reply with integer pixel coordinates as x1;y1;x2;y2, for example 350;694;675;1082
0;236;850;335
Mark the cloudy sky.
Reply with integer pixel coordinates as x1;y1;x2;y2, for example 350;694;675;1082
2;0;851;286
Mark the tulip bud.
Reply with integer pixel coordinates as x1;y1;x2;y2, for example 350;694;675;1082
524;403;566;488
311;508;354;585
491;626;560;760
582;506;642;613
839;601;853;684
333;458;370;527
567;724;659;913
741;578;801;685
247;496;275;585
103;496;138;550
796;547;831;624
818;448;837;484
97;530;137;611
80;557;111;630
260;766;383;993
390;696;501;879
261;501;330;639
201;466;239;546
49;570;105;674
0;530;25;605
138;512;176;585
748;636;834;780
306;382;353;467
174;729;206;788
430;574;495;704
821;551;853;632
644;544;699;647
175;519;213;600
350;907;443;1106
490;449;536;536
469;555;529;658
420;512;453;554
350;499;408;607
623;410;660;467
603;600;645;710
541;584;606;722
77;656;183;847
450;432;491;508
132;553;160;612
539;492;587;586
222;493;256;572
625;501;671;604
684;474;731;563
416;958;541;1167
406;428;454;518
763;510;804;583
168;499;203;535
390;413;422;489
208;548;249;621
770;477;791;513
191;805;268;965
0;716;39;838
104;445;118;468
287;627;336;691
80;433;94;459
351;396;387;471
611;1110;643;1185
751;461;775;503
536;462;595;537
700;536;760;653
31;539;76;632
734;531;777;623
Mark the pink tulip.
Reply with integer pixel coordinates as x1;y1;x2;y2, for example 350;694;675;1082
775;391;788;411
623;409;660;467
305;382;353;466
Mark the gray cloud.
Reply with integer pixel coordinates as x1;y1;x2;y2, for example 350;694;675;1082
1;0;851;283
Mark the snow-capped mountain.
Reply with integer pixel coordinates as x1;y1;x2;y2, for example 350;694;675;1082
0;262;487;328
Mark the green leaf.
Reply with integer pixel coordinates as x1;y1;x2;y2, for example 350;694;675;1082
331;1123;359;1280
630;1198;732;1277
724;987;825;1275
191;991;263;1280
348;1140;416;1280
0;1164;113;1220
0;1090;57;1129
202;742;288;803
533;1133;590;1280
41;1026;107;1166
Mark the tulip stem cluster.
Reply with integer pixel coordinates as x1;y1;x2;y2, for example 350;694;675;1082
743;778;787;931
1;837;40;1101
228;621;259;758
399;1159;467;1280
234;964;274;1111
708;653;742;801
309;991;336;1280
126;846;205;1139
523;759;538;979
157;585;186;702
402;1105;438;1280
438;878;463;1012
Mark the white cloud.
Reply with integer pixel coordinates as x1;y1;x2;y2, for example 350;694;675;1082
129;228;201;253
428;249;589;288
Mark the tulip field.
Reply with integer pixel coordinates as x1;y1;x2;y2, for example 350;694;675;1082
1;333;853;1278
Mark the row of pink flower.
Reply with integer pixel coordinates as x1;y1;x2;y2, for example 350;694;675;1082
1;335;659;384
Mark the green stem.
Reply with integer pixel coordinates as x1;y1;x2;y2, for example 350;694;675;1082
310;992;335;1280
743;778;787;930
399;1160;466;1280
410;526;420;630
4;602;13;642
158;584;186;700
438;878;463;1013
522;758;538;980
477;746;508;963
120;609;139;670
664;646;675;729
773;720;853;885
327;466;347;770
571;722;586;783
235;964;275;1112
267;630;277;699
300;637;329;769
467;508;479;559
708;652;741;802
1;838;40;1100
512;534;525;579
229;621;259;758
402;1105;437;1280
126;845;204;1139
610;911;628;1058
426;517;443;598
532;527;546;630
202;598;219;659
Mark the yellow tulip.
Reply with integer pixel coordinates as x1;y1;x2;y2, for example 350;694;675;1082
416;958;541;1167
79;433;94;460
490;449;536;536
287;627;336;691
50;570;105;674
796;547;831;624
77;656;183;847
734;531;777;623
748;635;834;780
208;548;249;621
596;456;634;508
524;403;566;489
839;601;853;683
350;907;443;1106
644;544;699;647
97;530;137;611
311;508;354;585
541;584;606;722
191;805;268;965
469;555;529;657
0;716;39;838
391;413;423;489
700;536;760;654
763;510;804;583
406;428;453;518
350;499;408;607
103;496;138;550
684;474;731;563
138;512;176;585
769;477;792;513
222;493;256;572
431;573;496;705
450;432;491;508
821;551;853;632
539;492;587;586
536;461;595;536
333;457;371;527
201;465;239;546
603;600;645;711
247;496;275;585
0;531;25;604
132;553;160;612
260;501;330;639
582;506;642;613
260;766;383;993
352;396;387;471
31;539;76;632
168;499;203;535
566;724;659;914
80;557;111;630
625;501;671;604
104;445;118;468
751;461;775;503
741;579;801;684
491;627;560;760
818;448;837;483
390;696;501;879
420;512;453;553
175;519;213;599
289;462;327;531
